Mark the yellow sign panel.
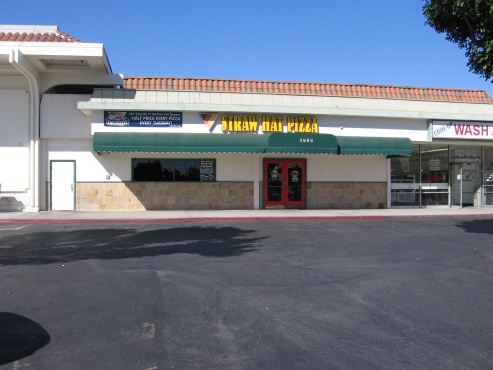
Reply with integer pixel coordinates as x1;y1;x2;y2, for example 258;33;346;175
221;115;319;133
287;116;319;133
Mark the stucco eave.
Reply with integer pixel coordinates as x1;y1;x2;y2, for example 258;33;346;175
77;101;493;122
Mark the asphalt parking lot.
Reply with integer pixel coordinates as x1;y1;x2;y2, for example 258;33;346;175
1;217;493;369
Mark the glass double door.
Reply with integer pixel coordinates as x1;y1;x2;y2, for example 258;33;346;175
264;159;306;208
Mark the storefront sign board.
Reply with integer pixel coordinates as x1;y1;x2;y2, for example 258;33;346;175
219;114;319;133
104;111;182;127
428;120;493;141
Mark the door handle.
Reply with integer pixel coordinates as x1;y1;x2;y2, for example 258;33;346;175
71;184;73;191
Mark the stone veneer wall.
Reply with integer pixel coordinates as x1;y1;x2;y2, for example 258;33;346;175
307;182;387;209
74;181;386;211
76;182;254;211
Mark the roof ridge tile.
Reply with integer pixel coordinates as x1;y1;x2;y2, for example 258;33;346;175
0;26;81;43
122;76;493;103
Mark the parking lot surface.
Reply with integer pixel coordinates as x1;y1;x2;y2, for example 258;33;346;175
1;217;493;369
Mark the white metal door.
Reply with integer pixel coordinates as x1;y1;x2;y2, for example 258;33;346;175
51;161;75;210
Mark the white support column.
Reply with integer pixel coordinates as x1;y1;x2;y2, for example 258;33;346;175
253;155;260;210
387;157;392;208
10;49;40;211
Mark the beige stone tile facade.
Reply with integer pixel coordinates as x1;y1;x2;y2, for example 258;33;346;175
307;182;387;209
76;182;254;211
73;181;387;211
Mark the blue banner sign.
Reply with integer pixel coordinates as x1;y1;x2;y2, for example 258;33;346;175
104;111;182;127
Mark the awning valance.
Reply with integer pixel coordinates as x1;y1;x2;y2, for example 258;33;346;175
93;132;266;153
336;136;413;156
93;133;412;156
93;132;339;154
266;133;338;154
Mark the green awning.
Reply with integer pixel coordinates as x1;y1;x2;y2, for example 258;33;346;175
93;132;267;153
336;136;413;156
266;133;338;154
93;132;339;154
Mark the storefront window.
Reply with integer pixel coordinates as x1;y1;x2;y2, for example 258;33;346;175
132;159;215;182
391;144;493;207
449;146;483;206
481;147;493;206
390;145;420;206
420;145;449;206
391;145;450;207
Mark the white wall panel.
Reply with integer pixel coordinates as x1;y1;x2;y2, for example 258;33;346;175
215;154;255;181
0;147;29;191
0;90;29;191
47;141;259;183
47;139;118;182
0;90;29;146
307;155;387;182
41;94;92;139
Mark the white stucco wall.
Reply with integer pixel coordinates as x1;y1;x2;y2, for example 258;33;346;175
316;116;428;142
41;94;92;139
90;109;427;144
307;155;387;182
46;146;388;183
0;89;30;191
47;139;111;182
46;140;260;182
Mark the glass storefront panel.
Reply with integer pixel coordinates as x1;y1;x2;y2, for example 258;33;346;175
267;162;283;202
449;146;482;206
391;144;493;207
420;145;449;206
482;147;493;206
392;144;449;207
391;145;420;206
287;163;303;201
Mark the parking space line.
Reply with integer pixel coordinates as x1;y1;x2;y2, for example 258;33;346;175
0;225;30;231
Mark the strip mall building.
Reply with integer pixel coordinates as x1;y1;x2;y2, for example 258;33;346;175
1;25;493;212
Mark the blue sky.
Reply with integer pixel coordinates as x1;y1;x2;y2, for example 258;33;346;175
2;0;493;96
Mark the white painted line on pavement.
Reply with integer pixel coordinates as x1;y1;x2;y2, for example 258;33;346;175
0;225;30;231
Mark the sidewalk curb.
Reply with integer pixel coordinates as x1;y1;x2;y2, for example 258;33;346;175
1;213;492;224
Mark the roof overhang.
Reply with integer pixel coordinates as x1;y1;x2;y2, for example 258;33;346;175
1;42;121;92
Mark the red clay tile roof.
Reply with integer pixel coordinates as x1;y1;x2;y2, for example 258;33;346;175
124;76;493;103
0;26;81;43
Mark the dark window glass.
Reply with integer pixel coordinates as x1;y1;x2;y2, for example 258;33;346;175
161;160;174;181
133;160;163;181
132;159;215;182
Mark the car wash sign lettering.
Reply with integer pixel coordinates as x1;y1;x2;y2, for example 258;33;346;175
429;120;493;140
221;115;319;133
104;111;182;127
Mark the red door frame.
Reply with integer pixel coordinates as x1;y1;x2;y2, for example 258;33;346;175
263;159;306;209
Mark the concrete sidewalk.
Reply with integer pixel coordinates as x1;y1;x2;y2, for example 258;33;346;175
0;207;492;223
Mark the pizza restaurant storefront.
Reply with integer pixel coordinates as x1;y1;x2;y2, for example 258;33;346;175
74;111;415;211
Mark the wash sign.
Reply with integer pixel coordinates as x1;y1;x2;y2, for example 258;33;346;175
428;120;493;141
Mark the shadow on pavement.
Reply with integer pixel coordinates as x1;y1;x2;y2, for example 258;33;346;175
456;219;493;235
0;226;264;265
0;312;51;366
